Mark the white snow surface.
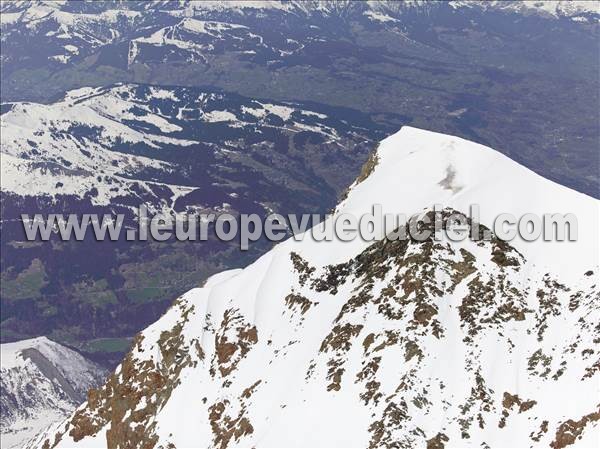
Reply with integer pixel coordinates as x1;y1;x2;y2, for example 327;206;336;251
448;1;599;18
28;127;600;449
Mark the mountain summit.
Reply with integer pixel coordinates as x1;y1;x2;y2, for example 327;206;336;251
29;127;599;448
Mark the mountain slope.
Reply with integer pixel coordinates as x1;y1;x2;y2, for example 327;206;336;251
0;83;383;364
0;337;107;449
29;127;600;448
1;83;378;210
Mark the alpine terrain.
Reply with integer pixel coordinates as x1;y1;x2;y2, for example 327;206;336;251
28;127;600;449
0;83;383;366
0;337;107;449
2;0;599;367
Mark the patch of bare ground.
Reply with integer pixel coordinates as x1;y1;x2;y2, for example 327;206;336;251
550;408;600;449
211;308;258;377
498;392;537;428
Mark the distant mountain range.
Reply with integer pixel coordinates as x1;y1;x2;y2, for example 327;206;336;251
27;127;600;449
2;1;598;84
1;337;106;449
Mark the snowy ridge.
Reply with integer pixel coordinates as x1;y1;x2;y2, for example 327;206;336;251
28;127;600;449
127;18;256;67
0;2;142;64
1;83;359;213
1;87;194;208
448;1;599;19
1;337;107;449
2;0;598;25
2;1;598;29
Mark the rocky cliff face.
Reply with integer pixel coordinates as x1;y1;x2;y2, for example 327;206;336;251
28;127;600;448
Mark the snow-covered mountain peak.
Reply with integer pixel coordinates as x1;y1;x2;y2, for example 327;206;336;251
293;126;599;283
28;127;600;449
2;336;60;369
1;338;107;449
1;336;101;379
